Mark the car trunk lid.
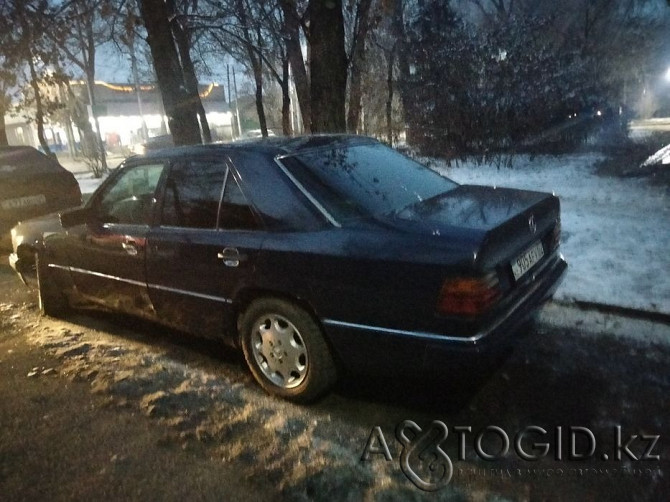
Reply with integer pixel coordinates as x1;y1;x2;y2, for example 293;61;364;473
392;184;561;273
0;171;80;219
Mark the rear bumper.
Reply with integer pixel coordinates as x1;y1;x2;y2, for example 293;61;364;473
323;254;567;375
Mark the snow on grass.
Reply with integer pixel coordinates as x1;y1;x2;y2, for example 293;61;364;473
431;153;670;314
75;172;108;197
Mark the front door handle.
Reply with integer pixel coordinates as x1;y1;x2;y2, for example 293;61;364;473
122;241;138;256
217;247;246;267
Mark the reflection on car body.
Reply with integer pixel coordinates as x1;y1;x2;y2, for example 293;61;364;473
9;135;566;402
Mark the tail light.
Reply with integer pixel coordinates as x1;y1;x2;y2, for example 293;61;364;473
436;271;501;316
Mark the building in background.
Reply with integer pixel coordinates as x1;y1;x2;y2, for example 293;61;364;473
5;81;233;152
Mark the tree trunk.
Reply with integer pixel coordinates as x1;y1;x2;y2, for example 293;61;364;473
347;62;363;134
308;0;347;133
234;0;268;137
391;0;411;142
27;56;52;157
85;67;108;171
67;85;99;166
139;0;201;146
279;0;311;133
386;47;396;145
0;95;8;146
168;0;212;143
251;57;268;137
196;94;212;142
347;0;373;134
18;11;52;155
281;58;292;136
78;7;107;171
0;116;8;146
130;48;149;142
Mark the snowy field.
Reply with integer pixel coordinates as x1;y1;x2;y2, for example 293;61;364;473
76;173;109;196
76;152;670;314
433;153;670;314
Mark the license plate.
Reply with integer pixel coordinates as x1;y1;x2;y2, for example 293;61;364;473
511;241;544;280
1;194;47;210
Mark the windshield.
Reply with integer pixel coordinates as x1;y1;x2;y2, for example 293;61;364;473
280;143;458;221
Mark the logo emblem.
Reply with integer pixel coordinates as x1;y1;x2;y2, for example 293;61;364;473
528;214;537;234
396;420;453;491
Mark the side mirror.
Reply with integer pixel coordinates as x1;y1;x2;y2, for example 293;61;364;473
60;207;92;228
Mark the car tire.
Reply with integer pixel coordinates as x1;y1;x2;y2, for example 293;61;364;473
36;252;69;318
240;298;337;403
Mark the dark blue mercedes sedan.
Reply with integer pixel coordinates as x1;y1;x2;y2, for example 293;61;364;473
10;135;566;402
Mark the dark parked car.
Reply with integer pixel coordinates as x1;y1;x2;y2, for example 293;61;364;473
1;146;81;247
132;134;174;156
10;135;566;402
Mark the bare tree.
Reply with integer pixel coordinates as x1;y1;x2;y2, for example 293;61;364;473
167;0;212;143
308;0;348;132
139;0;203;145
47;0;111;170
110;0;150;142
200;0;359;135
345;0;375;133
0;62;16;146
0;0;67;156
201;0;297;136
202;0;270;136
235;0;270;136
383;0;411;143
248;1;300;135
278;0;311;132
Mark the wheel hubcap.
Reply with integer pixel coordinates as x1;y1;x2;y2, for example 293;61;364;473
251;314;308;389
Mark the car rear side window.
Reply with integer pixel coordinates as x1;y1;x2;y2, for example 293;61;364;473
160;160;227;229
227;151;326;231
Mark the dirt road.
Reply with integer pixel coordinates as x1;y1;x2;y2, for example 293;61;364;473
0;255;668;501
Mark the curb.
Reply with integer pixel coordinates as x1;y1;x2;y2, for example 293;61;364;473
552;299;670;325
538;300;670;346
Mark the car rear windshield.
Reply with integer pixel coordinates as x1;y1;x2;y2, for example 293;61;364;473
0;147;64;178
280;143;458;221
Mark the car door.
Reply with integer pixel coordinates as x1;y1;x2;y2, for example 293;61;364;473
146;156;265;338
60;161;167;316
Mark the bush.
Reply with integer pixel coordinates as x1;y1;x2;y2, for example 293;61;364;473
402;1;623;159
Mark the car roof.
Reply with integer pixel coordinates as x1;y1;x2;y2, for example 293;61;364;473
136;134;378;161
0;145;43;156
0;146;66;175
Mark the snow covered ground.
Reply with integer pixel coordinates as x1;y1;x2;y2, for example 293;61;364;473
75;152;670;315
432;153;670;315
76;172;109;196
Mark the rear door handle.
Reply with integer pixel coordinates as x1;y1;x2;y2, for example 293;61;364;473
217;247;246;267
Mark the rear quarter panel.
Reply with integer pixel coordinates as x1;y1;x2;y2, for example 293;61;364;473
250;227;479;333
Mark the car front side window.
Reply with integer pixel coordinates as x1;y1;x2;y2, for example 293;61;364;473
96;163;165;225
